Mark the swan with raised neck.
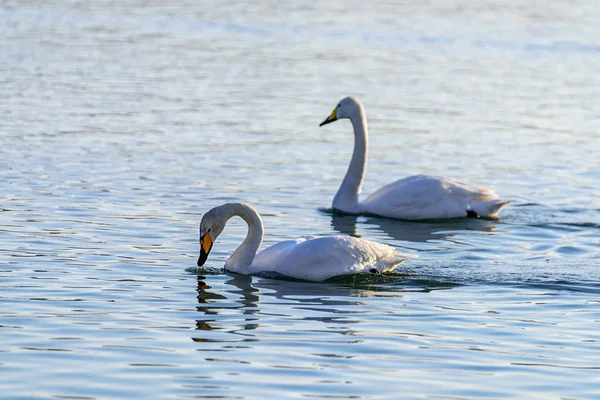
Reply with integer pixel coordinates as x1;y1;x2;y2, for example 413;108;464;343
320;96;367;214
320;96;512;220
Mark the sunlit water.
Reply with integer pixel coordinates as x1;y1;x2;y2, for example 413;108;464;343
1;1;600;399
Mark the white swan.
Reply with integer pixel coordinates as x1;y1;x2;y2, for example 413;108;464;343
197;202;417;282
320;96;512;220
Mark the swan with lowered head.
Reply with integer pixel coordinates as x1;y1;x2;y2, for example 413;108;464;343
197;202;417;282
320;97;512;220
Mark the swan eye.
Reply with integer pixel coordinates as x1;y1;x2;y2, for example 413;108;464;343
337;103;341;108
200;227;211;238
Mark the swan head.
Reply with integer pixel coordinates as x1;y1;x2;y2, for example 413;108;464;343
319;96;363;126
197;207;227;267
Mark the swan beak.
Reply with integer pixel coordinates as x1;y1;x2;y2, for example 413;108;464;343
319;107;338;126
198;232;213;267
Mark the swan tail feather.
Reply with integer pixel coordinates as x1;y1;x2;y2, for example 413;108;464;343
471;199;514;218
371;252;418;274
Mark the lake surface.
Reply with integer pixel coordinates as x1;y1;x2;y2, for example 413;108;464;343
1;1;599;399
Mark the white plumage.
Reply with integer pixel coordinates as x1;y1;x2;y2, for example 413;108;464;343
320;97;512;220
250;235;412;282
362;174;511;220
197;203;417;282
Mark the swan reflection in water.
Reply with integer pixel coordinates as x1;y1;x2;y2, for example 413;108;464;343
193;273;367;336
193;273;259;337
192;269;450;343
329;213;498;244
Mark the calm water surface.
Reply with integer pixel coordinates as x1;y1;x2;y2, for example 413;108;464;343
1;1;599;399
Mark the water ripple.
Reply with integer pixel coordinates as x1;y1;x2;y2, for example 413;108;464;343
1;0;599;398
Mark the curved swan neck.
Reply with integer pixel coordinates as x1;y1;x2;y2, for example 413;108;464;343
218;203;264;274
333;108;368;214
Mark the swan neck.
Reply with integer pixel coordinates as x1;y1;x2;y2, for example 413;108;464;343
333;111;368;213
221;203;264;274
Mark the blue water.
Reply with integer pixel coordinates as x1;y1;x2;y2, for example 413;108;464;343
1;1;599;399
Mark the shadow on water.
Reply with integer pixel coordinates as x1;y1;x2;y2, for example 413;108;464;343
191;271;460;342
190;260;600;348
189;267;459;295
329;212;499;243
192;270;457;315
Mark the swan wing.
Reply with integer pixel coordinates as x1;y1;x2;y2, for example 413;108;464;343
249;235;319;268
250;235;416;282
363;174;510;219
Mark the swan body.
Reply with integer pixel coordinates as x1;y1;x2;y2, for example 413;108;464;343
320;97;512;220
362;174;510;220
197;202;417;282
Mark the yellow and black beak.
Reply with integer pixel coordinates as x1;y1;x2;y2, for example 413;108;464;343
197;232;213;267
319;107;338;126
